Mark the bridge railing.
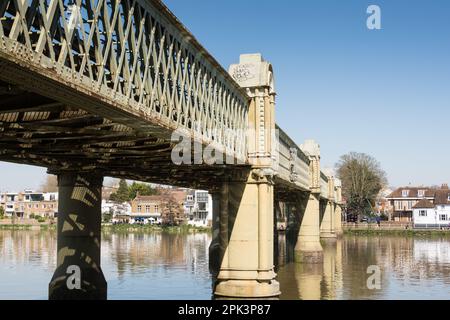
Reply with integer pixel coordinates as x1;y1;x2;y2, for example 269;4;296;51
0;0;249;161
320;171;329;199
276;125;310;191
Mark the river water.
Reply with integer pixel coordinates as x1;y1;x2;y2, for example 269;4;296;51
1;230;449;299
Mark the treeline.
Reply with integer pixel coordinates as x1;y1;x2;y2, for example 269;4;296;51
109;179;159;202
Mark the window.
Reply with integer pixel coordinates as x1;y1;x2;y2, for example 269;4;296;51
448;193;450;201
28;204;32;209
419;210;427;217
145;205;150;213
402;190;409;197
407;201;413;210
154;205;159;213
440;214;448;221
197;192;208;202
35;204;38;209
137;205;142;212
418;190;425;198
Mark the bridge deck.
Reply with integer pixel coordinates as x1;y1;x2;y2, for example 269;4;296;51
0;0;333;199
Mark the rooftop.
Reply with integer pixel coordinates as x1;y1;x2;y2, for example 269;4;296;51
412;199;435;209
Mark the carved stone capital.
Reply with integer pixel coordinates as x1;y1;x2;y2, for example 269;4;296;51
300;139;320;158
251;168;276;185
229;53;275;94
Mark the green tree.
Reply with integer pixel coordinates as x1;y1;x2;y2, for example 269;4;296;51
103;212;113;223
109;179;130;202
0;206;4;219
335;152;387;221
128;182;158;200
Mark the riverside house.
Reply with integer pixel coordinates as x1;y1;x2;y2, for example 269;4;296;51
413;189;450;228
130;189;187;225
185;190;212;227
386;187;436;222
130;195;164;224
0;190;58;218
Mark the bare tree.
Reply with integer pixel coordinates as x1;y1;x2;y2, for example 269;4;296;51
336;152;387;221
161;196;184;226
40;175;58;192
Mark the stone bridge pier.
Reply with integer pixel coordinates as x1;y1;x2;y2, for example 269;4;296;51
211;54;280;298
48;172;107;300
294;140;324;263
320;169;337;239
293;142;344;263
212;170;279;298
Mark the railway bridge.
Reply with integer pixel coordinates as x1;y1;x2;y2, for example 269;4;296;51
0;0;343;299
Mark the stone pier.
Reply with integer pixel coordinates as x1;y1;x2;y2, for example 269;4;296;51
48;172;107;300
334;179;344;237
320;171;337;239
294;192;323;263
294;140;323;263
213;54;279;298
214;171;280;298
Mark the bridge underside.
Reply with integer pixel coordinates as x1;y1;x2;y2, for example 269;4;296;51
0;79;245;190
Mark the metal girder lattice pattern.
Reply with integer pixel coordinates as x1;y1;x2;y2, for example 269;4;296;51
0;0;249;161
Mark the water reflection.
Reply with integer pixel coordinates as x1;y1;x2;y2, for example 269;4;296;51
1;230;450;299
277;234;450;300
101;232;212;299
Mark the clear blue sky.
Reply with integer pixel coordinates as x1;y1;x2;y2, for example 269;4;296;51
1;0;450;191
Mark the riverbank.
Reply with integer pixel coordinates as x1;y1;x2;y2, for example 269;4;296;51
0;221;210;233
0;218;54;230
0;223;55;230
344;228;450;237
101;223;211;234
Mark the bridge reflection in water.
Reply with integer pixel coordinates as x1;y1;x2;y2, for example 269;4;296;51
2;230;450;300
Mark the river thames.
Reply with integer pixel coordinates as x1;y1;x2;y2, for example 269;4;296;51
1;230;450;299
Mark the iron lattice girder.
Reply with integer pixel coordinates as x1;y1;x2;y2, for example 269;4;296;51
0;0;249;162
0;0;335;199
0;87;248;189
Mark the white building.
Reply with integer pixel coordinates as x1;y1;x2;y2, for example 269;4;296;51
101;200;131;223
43;192;58;201
2;192;18;216
186;190;212;227
413;189;450;228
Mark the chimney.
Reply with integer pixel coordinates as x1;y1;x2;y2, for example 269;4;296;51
442;184;448;190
